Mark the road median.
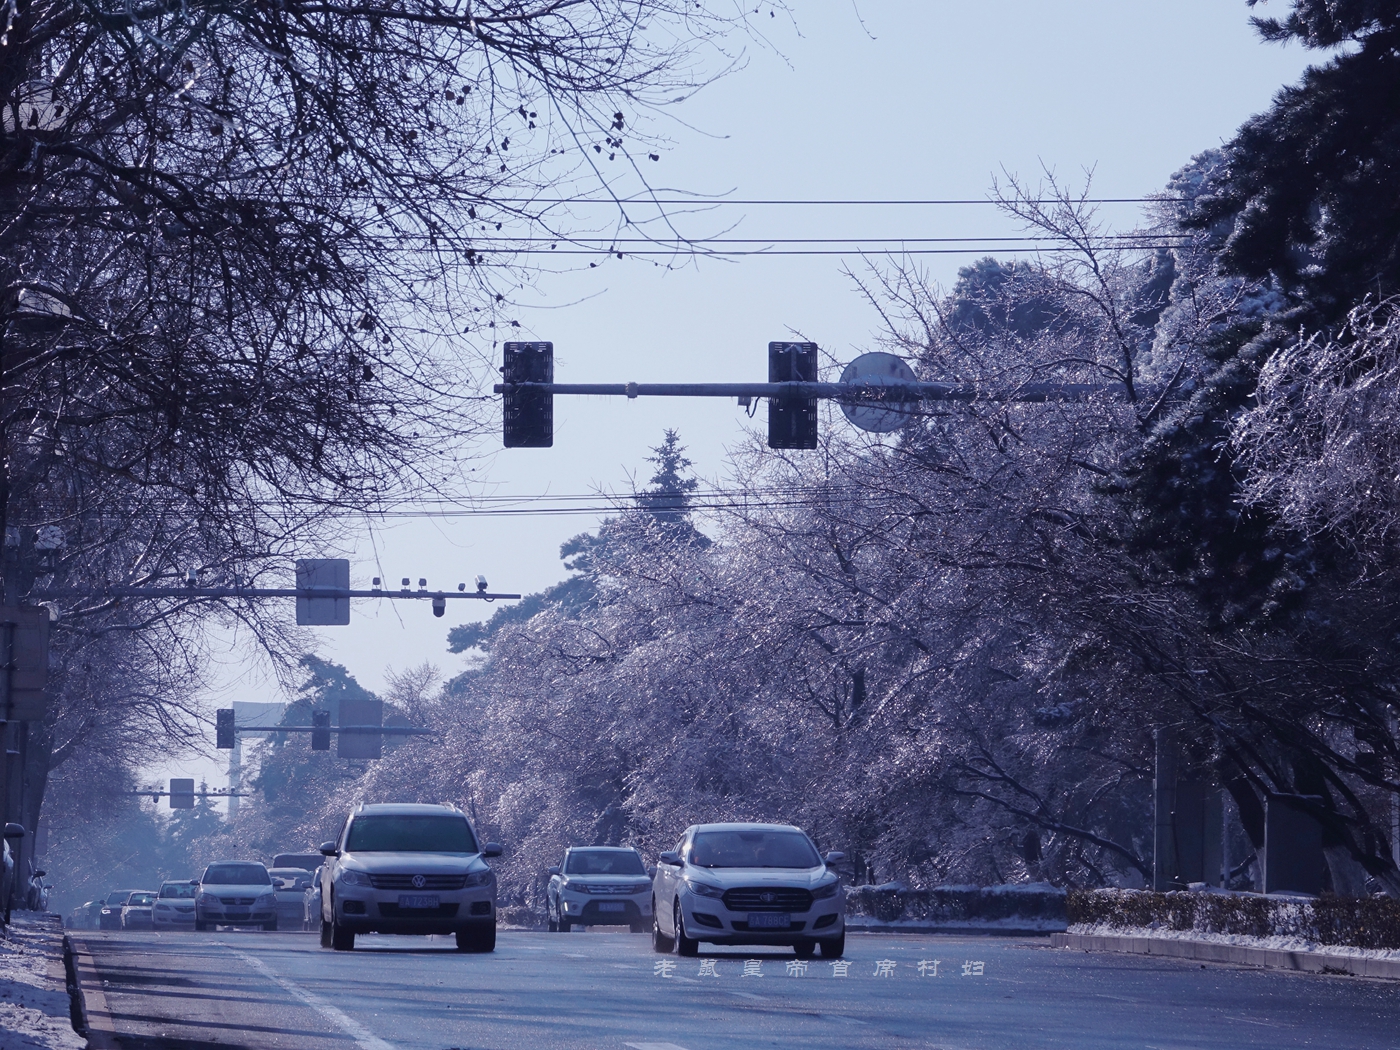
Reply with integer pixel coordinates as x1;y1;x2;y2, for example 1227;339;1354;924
1051;930;1400;978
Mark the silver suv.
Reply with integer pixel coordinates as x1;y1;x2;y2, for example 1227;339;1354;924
318;802;502;952
547;846;653;933
651;822;845;959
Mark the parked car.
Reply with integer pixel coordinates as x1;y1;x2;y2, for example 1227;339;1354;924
650;822;845;959
153;881;198;930
24;864;50;912
268;867;315;928
302;866;323;931
120;891;157;930
99;889;142;930
271;853;323;873
318;801;501;952
546;846;652;933
67;901;99;929
195;862;279;931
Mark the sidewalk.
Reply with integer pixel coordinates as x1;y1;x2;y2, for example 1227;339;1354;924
1052;929;1400;979
0;914;85;1050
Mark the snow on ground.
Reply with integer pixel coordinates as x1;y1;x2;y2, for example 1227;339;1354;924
1068;922;1400;961
0;914;84;1050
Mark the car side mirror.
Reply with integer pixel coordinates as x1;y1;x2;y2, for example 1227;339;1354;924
658;851;681;866
3;823;24;839
318;841;338;857
482;842;503;858
33;869;46;878
647;866;657;879
547;865;560;876
823;851;845;865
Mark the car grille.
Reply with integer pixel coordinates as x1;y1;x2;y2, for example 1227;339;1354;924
576;883;641;896
377;903;460;918
722;887;813;912
368;874;468;890
219;897;256;905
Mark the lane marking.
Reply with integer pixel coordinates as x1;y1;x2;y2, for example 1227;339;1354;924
223;946;394;1050
624;1044;691;1050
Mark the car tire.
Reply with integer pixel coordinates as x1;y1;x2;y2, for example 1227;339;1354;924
194;920;207;932
264;920;278;932
651;900;673;953
818;931;845;958
674;901;699;957
547;898;559;933
630;921;648;934
793;939;816;960
320;918;333;948
456;925;496;953
331;920;355;951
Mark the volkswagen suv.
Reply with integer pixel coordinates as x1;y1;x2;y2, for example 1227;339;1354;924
651;822;845;958
318;802;502;952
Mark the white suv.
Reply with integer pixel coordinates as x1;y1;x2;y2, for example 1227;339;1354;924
547;847;653;933
651;822;845;958
318;802;501;952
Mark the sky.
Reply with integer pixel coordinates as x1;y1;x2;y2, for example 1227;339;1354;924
151;0;1315;805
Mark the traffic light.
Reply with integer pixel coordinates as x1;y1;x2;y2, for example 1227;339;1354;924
768;342;819;449
169;779;195;809
311;710;331;751
216;708;235;749
502;342;553;447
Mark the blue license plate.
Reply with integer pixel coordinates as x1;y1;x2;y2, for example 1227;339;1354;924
397;894;439;910
747;913;791;929
596;902;626;912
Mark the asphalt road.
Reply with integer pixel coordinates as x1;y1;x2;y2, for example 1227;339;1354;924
69;928;1400;1050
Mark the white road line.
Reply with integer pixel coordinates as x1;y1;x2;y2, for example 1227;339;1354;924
223;946;394;1050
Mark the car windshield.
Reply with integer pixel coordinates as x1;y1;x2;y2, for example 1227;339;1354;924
105;891;129;905
158;883;196;899
202;863;271;885
128;893;155;905
268;869;307;887
345;814;478;854
689;829;820;869
271;854;322;870
565;850;646;875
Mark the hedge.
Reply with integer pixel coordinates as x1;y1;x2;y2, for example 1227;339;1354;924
845;883;1067;924
1067;888;1400;950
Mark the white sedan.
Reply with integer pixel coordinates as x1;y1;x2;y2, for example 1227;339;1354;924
650;822;844;959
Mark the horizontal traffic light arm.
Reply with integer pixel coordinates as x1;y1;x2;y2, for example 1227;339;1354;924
493;380;1111;403
42;587;521;600
230;725;434;736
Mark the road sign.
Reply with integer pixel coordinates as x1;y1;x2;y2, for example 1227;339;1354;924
0;606;50;722
838;352;920;433
768;342;819;449
311;710;331;751
338;698;383;760
503;342;554;447
295;559;350;626
169;779;195;809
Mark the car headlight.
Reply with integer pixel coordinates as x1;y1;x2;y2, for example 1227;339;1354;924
464;870;495;888
196;893;214;905
813;879;840;900
684;879;725;899
337;868;371;887
256;892;276;905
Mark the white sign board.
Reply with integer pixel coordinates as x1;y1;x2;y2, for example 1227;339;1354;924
296;558;351;626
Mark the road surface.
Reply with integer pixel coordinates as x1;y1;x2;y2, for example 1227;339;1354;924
69;929;1400;1049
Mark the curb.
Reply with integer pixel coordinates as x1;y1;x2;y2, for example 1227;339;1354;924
1051;931;1400;979
66;933;121;1049
848;924;1058;936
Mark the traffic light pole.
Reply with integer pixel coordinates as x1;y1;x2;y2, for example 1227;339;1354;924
492;380;1108;403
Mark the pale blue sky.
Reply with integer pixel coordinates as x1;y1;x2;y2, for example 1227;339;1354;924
162;1;1315;798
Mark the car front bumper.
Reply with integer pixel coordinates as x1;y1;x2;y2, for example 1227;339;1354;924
197;904;278;926
331;889;496;935
678;895;843;944
559;892;650;925
153;907;196;927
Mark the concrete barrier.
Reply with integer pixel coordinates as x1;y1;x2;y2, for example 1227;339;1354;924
1051;931;1400;979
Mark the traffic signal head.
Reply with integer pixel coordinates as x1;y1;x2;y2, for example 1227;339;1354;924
216;708;235;749
311;710;331;751
502;342;553;447
169;779;195;809
768;342;819;449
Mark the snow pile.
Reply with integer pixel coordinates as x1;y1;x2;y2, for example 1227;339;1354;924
1067;921;1400;962
0;915;84;1050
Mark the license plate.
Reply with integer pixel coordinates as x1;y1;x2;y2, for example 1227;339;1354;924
397;894;439;910
596;902;626;912
748;913;791;929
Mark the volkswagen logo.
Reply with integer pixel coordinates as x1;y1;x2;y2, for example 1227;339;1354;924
760;892;775;903
411;875;426;889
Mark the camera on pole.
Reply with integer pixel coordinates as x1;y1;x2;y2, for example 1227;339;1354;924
311;710;331;751
502;342;554;447
767;342;819;450
216;708;235;750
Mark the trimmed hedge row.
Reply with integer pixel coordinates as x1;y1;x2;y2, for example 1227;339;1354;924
845;884;1067;924
1067;888;1400;950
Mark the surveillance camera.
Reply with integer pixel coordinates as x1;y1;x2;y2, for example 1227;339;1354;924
432;596;446;618
475;575;488;593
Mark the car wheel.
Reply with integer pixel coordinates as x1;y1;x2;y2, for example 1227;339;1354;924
319;918;333;948
264;920;278;932
330;917;355;951
818;931;845;958
630;921;648;934
673;901;698;957
793;939;816;960
546;897;559;933
651;899;673;953
456;925;496;952
194;920;207;932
